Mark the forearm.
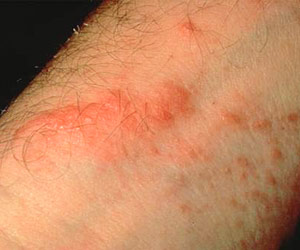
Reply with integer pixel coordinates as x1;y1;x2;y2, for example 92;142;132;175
0;0;300;249
0;0;281;176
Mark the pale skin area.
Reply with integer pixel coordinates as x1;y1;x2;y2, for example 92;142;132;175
0;0;300;249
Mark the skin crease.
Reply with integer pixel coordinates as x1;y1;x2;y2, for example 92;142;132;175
0;0;299;249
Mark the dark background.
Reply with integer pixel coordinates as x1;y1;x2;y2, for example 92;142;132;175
0;0;101;110
0;1;299;249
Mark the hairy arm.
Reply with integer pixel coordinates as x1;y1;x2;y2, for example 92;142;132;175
0;0;300;249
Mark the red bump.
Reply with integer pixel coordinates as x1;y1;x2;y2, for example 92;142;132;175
179;20;197;37
240;172;249;182
179;203;192;214
229;198;246;211
237;156;251;168
265;170;277;187
272;148;283;162
236;156;259;181
288;113;299;123
224;167;232;175
252;119;272;131
249;190;270;208
182;21;196;32
221;111;243;125
147;81;194;125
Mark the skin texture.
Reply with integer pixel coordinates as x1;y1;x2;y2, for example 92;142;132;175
0;0;299;249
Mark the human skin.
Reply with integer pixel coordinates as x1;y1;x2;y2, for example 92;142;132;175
0;0;299;249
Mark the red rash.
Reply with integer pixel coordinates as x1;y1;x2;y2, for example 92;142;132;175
179;21;198;38
252;119;272;131
11;78;300;181
12;82;199;175
288;113;299;123
272;147;284;162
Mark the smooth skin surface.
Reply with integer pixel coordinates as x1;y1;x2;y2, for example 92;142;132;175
0;0;300;249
